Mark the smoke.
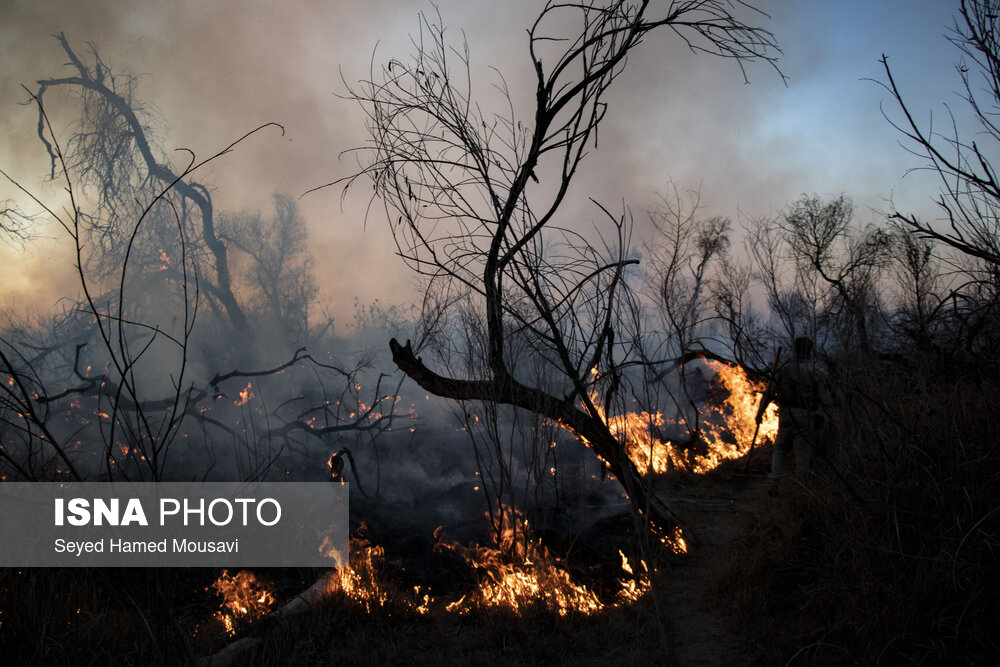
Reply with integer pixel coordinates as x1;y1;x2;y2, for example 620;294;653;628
2;0;966;330
0;0;971;524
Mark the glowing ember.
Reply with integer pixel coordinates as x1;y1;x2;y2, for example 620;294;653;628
661;526;688;555
234;382;254;407
210;570;277;636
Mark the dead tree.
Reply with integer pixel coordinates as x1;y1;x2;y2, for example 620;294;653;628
220;194;319;341
881;0;1000;281
876;0;1000;368
779;194;890;353
337;0;780;526
642;183;732;446
1;84;397;482
32;33;254;330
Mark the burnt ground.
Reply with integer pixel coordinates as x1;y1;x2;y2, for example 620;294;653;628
656;475;767;666
193;471;777;666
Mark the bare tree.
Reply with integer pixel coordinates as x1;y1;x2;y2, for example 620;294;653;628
642;184;733;446
1;91;211;481
220;194;318;340
711;255;766;369
742;195;889;354
881;0;1000;275
645;184;732;356
886;221;945;349
336;0;779;526
879;0;1000;364
743;210;805;350
28;33;267;330
1;50;400;483
778;194;889;353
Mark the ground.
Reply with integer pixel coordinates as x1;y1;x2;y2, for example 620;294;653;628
195;472;776;666
658;476;763;666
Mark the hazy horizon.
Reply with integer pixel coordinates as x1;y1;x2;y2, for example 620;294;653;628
1;0;963;323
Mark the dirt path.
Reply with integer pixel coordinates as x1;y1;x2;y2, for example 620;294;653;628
656;479;759;666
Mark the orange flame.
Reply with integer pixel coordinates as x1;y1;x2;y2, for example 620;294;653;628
316;527;391;613
223;525;656;623
592;361;779;475
234;382;254;407
616;549;652;604
433;506;649;616
210;570;277;636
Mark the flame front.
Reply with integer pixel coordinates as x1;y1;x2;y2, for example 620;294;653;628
199;365;776;631
595;361;779;475
434;506;651;616
321;531;390;612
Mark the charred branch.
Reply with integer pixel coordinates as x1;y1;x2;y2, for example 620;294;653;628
32;34;288;330
389;337;677;527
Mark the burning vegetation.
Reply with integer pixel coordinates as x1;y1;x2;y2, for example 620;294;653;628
205;352;765;642
197;359;764;644
210;569;278;636
604;360;779;476
209;510;659;634
5;0;999;663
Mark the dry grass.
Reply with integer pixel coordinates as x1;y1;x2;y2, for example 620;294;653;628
238;595;664;667
0;567;217;665
3;362;997;665
716;362;1000;665
0;558;666;665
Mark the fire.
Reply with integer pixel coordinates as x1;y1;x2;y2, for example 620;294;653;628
696;360;780;471
210;570;277;636
234;382;254;407
616;549;651;604
202;521;659;634
661;525;688;555
319;528;390;612
433;506;647;616
592;361;779;475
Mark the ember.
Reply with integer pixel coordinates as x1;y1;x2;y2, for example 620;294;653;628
234;382;254;407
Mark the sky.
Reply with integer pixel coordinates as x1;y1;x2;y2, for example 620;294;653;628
0;0;968;322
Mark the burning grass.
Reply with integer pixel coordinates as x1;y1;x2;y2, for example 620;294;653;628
238;587;667;667
596;360;778;475
211;569;278;636
191;502;666;665
12;352;993;664
318;512;656;619
187;521;668;665
431;507;637;617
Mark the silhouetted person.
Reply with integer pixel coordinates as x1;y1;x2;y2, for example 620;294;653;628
755;336;833;488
